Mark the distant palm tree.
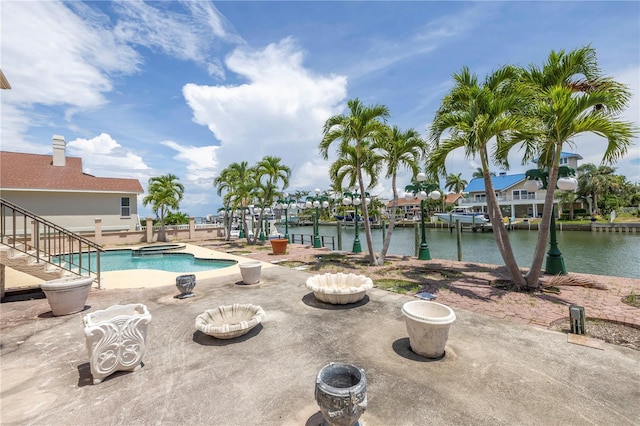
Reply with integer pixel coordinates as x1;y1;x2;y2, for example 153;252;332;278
321;98;390;265
445;173;468;194
373;125;426;262
472;167;495;179
252;156;291;241
578;163;620;216
143;173;185;242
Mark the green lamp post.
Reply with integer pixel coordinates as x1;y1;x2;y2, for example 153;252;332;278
276;192;296;242
342;190;370;253
524;166;578;275
404;172;442;260
306;188;329;248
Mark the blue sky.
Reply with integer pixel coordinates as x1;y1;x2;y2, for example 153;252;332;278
1;1;638;218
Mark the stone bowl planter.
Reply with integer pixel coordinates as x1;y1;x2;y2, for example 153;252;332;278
401;301;456;359
41;276;94;316
305;273;373;305
239;261;262;284
195;303;265;339
83;303;152;384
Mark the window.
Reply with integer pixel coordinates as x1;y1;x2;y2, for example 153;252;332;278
121;197;131;217
559;158;568;165
512;190;533;200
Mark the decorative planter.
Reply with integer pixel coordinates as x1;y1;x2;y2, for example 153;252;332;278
195;303;265;339
239;261;262;284
270;238;288;255
176;274;196;298
401;301;456;359
41;276;94;316
83;303;152;384
305;273;373;304
315;362;367;426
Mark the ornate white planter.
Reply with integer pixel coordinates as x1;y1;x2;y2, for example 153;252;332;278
41;276;94;316
195;303;265;339
239;261;262;284
305;273;373;304
83;304;152;384
401;301;456;359
315;362;367;426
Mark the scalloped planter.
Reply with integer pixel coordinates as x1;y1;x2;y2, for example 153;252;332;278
270;238;288;255
239;261;262;284
315;362;367;426
305;273;373;305
402;301;456;359
195;303;265;339
83;304;152;384
41;276;94;316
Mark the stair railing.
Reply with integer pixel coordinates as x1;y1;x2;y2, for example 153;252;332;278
0;198;103;288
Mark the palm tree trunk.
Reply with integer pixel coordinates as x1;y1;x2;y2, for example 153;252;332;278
159;206;167;242
378;175;399;263
525;145;562;288
479;150;526;288
356;160;379;266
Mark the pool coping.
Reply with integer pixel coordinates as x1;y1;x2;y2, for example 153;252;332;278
3;243;276;291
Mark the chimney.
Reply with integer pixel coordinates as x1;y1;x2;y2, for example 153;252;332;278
499;172;507;176
52;135;66;167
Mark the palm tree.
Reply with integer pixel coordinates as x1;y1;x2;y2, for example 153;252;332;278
373;125;427;262
143;173;185;242
252;156;291;241
472;167;495;179
214;167;238;240
223;161;255;241
501;46;637;288
320;98;390;265
445;173;468;194
429;65;531;289
578;164;620;216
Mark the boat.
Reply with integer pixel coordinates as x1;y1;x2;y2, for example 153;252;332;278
435;208;489;226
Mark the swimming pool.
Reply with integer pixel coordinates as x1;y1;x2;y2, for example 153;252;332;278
56;250;237;273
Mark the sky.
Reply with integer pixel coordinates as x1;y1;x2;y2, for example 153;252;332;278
1;1;639;218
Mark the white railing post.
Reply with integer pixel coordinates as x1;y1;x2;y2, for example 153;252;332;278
94;218;102;245
146;218;154;242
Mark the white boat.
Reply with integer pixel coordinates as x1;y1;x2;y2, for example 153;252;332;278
435;208;489;225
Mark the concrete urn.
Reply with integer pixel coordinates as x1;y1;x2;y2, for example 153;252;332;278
41;276;94;316
315;362;367;426
401;301;456;359
83;303;152;384
175;274;196;298
239;261;262;284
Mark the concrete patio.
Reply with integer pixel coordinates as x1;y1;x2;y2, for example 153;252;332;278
1;264;639;425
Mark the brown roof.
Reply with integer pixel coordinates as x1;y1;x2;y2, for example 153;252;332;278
0;151;143;193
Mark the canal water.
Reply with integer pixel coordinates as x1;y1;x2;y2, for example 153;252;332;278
288;224;640;279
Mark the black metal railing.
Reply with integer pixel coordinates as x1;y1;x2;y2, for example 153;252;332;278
0;198;103;288
290;233;336;250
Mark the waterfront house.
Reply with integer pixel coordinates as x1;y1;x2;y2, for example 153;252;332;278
458;152;583;218
0;136;144;233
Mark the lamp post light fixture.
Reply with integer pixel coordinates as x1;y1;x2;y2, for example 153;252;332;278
276;192;297;242
306;188;330;248
342;190;371;253
404;172;441;260
524;166;578;275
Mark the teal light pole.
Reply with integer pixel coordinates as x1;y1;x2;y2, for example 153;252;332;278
342;190;370;253
306;188;329;248
404;172;441;260
524;166;578;275
276;192;296;242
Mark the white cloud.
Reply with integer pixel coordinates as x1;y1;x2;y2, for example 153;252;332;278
112;0;242;79
161;140;219;187
183;37;348;193
67;133;150;177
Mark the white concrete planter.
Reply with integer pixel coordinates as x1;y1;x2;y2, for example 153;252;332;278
402;301;456;359
239;261;262;284
83;304;152;384
195;303;265;339
305;273;373;305
41;276;94;316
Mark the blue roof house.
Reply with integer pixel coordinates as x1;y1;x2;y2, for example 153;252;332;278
458;152;583;219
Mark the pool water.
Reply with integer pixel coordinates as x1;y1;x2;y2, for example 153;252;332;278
56;250;237;273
